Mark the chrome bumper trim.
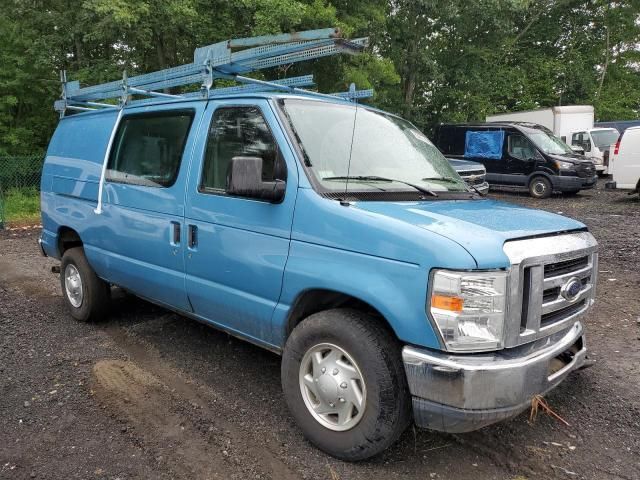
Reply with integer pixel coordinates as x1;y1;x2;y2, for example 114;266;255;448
403;322;586;432
38;237;47;257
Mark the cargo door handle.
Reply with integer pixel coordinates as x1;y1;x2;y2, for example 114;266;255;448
170;222;181;246
188;225;198;249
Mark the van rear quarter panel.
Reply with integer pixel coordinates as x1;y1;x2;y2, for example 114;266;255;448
41;110;120;258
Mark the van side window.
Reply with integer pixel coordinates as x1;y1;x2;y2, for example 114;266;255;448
200;107;283;192
507;134;536;160
106;111;194;188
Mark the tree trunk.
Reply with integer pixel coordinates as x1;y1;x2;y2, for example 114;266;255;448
153;30;170;93
74;34;83;67
402;21;419;117
596;15;611;99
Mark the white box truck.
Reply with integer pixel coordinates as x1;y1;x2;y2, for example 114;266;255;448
487;106;619;174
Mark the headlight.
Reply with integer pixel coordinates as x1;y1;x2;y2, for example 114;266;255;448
429;270;507;352
555;160;574;170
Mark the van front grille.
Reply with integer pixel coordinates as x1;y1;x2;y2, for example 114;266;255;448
458;169;486;186
458;169;485;177
576;164;596;178
541;299;586;327
503;232;598;348
544;256;589;277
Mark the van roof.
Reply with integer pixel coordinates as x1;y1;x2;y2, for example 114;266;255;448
60;92;379;120
440;121;545;130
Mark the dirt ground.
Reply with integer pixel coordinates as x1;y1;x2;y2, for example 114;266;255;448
1;183;639;480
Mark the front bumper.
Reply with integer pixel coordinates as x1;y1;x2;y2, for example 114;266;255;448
402;321;587;433
552;174;598;191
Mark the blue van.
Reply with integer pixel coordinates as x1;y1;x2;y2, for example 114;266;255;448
41;92;598;460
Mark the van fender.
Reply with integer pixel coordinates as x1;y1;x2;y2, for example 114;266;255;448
272;241;450;350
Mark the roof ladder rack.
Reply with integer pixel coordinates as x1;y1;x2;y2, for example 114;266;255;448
55;27;372;116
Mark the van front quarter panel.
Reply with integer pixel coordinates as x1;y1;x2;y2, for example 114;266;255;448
272;187;479;349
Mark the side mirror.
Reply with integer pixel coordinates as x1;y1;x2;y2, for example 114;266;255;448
226;156;286;203
583;140;592;152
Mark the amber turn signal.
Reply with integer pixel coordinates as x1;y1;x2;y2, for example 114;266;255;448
431;294;464;312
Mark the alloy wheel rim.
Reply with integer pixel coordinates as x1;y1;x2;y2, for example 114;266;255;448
299;343;367;431
534;181;546;195
64;264;83;308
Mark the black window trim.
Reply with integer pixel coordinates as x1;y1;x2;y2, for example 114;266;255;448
197;104;287;200
105;108;196;189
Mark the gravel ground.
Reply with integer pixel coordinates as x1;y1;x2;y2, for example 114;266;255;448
1;183;639;480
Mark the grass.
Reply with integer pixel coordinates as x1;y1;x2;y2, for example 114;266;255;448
1;187;40;225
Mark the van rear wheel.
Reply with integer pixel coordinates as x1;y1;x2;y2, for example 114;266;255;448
281;309;411;461
60;247;110;322
529;176;552;199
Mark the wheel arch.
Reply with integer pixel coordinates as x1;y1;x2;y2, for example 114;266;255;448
526;171;554;185
284;288;399;342
57;226;83;257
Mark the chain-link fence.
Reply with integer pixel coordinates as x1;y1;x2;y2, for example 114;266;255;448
0;155;44;228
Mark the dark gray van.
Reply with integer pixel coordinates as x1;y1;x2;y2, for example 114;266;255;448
434;122;598;198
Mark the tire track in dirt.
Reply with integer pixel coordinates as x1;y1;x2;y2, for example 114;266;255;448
93;359;235;479
97;325;301;480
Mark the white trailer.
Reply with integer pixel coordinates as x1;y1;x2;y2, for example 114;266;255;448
487;106;619;174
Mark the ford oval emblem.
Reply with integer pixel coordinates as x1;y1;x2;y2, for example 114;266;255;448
560;277;582;302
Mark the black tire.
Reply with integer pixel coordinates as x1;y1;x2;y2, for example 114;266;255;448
281;309;411;461
60;247;110;322
529;176;552;199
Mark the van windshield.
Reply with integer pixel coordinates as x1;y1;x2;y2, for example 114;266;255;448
280;99;468;195
591;129;620;149
526;131;573;155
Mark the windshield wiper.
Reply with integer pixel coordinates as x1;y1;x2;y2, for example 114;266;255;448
323;175;438;197
423;176;483;196
466;184;486;196
421;176;461;184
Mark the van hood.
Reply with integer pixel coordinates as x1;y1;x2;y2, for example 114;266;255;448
447;158;484;171
353;199;586;268
548;152;594;164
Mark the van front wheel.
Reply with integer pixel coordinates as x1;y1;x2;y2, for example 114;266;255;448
281;309;411;461
529;176;552;199
60;247;110;322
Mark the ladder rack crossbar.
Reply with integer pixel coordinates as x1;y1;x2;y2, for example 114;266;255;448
331;89;374;99
227;27;340;49
126;75;316;106
57;28;371;114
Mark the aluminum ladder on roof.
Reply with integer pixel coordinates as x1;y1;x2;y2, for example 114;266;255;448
55;27;373;115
